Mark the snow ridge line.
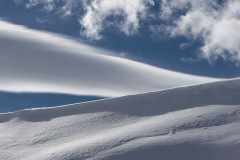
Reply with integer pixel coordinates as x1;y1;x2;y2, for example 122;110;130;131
0;78;240;123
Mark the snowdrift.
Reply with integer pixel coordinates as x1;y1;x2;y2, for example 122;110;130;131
1;79;240;160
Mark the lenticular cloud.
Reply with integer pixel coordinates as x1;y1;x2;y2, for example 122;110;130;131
0;20;218;97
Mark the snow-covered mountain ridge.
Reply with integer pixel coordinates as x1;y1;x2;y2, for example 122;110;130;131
1;79;240;160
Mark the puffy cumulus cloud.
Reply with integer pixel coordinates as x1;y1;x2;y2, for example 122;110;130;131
159;0;240;63
0;20;218;97
201;18;240;62
80;0;154;40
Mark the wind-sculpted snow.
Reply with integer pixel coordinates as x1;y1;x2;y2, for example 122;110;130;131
0;20;218;97
0;79;240;160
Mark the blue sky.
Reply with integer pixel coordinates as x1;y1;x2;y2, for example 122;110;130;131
0;92;103;112
0;0;240;112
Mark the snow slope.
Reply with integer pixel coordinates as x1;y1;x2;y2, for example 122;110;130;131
0;20;218;97
1;79;240;160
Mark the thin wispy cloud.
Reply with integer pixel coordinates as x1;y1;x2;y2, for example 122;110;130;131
26;0;56;12
179;43;191;50
0;20;217;97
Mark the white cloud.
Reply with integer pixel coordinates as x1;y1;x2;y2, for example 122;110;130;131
201;18;240;62
0;20;217;97
179;43;191;50
80;0;154;39
159;0;240;63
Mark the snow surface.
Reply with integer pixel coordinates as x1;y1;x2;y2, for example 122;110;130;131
0;20;218;97
1;79;240;160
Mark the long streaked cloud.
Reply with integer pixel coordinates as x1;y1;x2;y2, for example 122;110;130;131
0;20;218;97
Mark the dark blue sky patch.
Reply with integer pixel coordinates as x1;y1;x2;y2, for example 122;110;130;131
0;92;105;113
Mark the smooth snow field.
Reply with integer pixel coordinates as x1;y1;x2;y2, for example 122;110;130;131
1;79;240;160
